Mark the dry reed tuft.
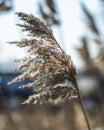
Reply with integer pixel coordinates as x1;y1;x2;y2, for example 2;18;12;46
76;37;93;68
80;2;99;35
8;12;77;104
0;0;13;13
96;48;104;73
38;0;60;26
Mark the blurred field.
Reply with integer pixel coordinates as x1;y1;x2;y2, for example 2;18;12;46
0;101;104;130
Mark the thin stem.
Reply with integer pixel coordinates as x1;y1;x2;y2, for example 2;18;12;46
74;81;91;130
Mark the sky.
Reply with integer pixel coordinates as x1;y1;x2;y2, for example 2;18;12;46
0;0;103;72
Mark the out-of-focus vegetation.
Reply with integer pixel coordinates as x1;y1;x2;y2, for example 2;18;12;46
0;0;13;13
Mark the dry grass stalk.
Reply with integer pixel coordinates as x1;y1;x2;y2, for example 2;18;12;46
81;2;99;35
80;2;104;72
38;0;60;26
8;12;77;104
0;0;12;13
45;0;56;13
96;48;104;73
77;37;93;68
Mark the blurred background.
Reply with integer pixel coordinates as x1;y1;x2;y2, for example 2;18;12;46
0;0;104;130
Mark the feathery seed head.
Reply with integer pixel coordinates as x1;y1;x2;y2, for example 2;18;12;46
8;12;77;104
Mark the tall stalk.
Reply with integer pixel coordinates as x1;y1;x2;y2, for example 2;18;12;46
74;81;91;130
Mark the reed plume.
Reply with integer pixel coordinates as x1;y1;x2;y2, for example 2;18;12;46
8;12;77;104
0;0;13;13
76;37;93;68
96;48;104;73
38;0;60;26
81;2;99;35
